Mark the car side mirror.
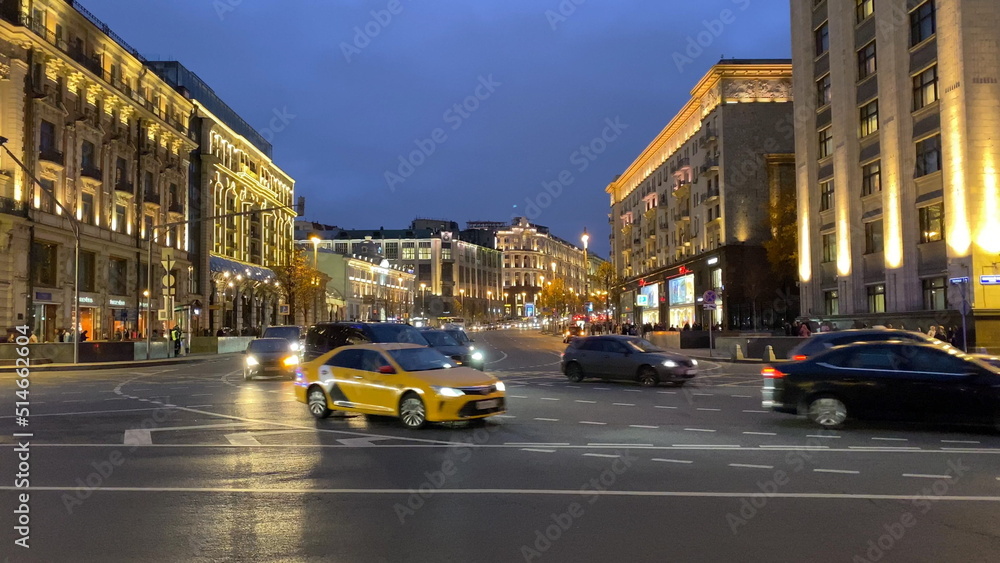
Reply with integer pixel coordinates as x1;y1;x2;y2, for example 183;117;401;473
378;365;396;375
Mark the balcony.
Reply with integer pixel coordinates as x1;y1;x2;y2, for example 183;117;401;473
677;157;691;171
674;208;691;222
672;180;691;198
143;192;160;205
0;195;28;218
704;188;720;201
38;148;64;165
701;155;720;174
699;126;718;147
168;201;184;214
114;181;134;194
81;165;103;181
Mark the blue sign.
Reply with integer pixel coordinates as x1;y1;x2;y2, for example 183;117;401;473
636;294;650;307
982;275;1000;285
525;303;535;317
35;292;53;301
949;277;970;285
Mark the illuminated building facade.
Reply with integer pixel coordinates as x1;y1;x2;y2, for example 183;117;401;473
792;0;1000;348
0;1;197;341
607;61;796;328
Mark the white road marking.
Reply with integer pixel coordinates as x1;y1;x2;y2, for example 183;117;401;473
696;408;721;412
579;421;607;425
808;435;841;439
903;474;953;479
657;391;677;395
760;445;829;450
732;395;753;398
654;405;678;409
941;440;980;444
684;428;716;433
743;432;777;436
123;429;152;445
186;405;213;408
521;448;556;453
652;458;693;464
583;453;621;459
613;403;635;407
509;395;529;399
814;469;860;475
169;387;188;390
506;442;570;446
534;417;559;422
540;398;560;401
849;446;921;450
630;425;659;429
575;400;597;404
338;437;393;447
743;410;769;413
872;437;908;442
692;393;714;397
729;464;774;470
495;415;516;418
103;397;126;401
588;443;653;447
593;387;611;390
225;433;261;446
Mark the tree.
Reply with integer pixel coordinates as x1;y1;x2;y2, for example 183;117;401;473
273;250;327;324
593;261;621;316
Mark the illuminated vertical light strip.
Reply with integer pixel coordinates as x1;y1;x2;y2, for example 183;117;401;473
946;126;971;255
884;153;903;268
836;184;852;277
977;155;1000;253
797;167;811;282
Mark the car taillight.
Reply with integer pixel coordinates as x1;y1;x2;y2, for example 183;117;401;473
792;355;807;361
761;367;785;379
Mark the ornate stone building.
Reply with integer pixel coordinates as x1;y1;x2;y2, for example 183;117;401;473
0;1;198;341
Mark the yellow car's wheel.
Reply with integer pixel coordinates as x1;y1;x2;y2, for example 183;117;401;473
308;386;332;419
399;393;426;429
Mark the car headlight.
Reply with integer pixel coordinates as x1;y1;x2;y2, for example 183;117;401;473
494;381;505;392
433;386;464;397
662;360;678;368
469;345;476;351
289;342;301;352
690;359;698;366
471;351;484;361
246;356;259;367
283;355;299;367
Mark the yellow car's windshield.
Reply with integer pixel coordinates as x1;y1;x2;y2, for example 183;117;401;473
388;348;454;371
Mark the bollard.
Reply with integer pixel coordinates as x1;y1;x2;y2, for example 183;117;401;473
764;345;776;362
733;344;745;361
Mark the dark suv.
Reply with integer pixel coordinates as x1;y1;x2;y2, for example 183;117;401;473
303;322;429;361
787;329;941;360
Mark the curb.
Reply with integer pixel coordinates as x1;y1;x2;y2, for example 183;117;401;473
0;354;234;373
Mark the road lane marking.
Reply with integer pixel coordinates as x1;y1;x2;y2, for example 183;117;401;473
225;433;261;446
684;428;716;433
186;405;213;408
613;403;635;406
903;474;953;479
521;448;556;453
729;464;774;470
760;445;829;449
743;410;769;413
692;393;714;397
652;458;693;464
941;440;980;444
732;395;753;398
743;432;777;436
583;453;621;459
587;443;653;447
655;405;678;409
124;429;152;446
872;437;909;442
509;395;528;399
575;400;597;404
808;435;841;439
696;408;721;412
103;398;126;401
814;469;860;475
630;425;659;429
534;417;559;422
849;446;921;450
540;398;560;401
657;391;677;395
579;421;607;425
506;443;571;446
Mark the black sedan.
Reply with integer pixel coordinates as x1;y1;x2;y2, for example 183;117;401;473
563;326;585;343
560;335;698;387
243;338;299;380
763;341;1000;429
786;328;940;360
420;330;485;370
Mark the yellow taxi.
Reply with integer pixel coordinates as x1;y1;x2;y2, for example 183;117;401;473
294;343;506;428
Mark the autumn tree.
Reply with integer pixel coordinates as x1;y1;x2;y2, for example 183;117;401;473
273;250;328;324
593;261;620;315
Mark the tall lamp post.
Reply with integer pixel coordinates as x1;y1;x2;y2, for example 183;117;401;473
0;138;81;364
581;227;589;319
420;283;427;317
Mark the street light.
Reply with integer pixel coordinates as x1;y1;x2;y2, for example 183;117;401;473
309;235;320;268
581;227;589;318
420;283;427;316
0;138;81;363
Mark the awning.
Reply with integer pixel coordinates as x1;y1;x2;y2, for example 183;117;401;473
210;255;276;282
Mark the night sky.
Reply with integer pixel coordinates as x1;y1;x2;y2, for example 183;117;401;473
82;0;790;257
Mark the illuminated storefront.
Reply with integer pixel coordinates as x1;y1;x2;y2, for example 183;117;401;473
668;274;695;328
640;284;660;325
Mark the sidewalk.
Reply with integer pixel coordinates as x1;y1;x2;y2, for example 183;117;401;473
0;352;237;373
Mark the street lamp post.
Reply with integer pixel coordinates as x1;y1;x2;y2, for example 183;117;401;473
420;283;427;317
0;138;82;363
581;228;589;319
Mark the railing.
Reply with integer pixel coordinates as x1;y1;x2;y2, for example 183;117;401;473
143;192;160;205
701;156;720;173
705;188;720;200
168;201;184;214
81;165;103;180
0;195;28;218
38;148;64;165
114;181;134;194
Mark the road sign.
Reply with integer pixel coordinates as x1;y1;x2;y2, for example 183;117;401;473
702;290;717;305
162;272;176;296
703;303;717;310
982;275;1000;285
279;304;290;315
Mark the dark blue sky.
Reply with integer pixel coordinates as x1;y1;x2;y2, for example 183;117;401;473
83;0;790;256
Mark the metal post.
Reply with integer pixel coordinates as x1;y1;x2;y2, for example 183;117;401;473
960;280;969;353
146;234;153;359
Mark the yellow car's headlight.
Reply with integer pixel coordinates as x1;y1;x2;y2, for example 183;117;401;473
494;381;505;392
245;356;259;367
283;355;299;367
433;386;464;397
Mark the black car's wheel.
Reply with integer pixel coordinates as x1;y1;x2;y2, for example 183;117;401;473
637;366;659;387
399;393;427;429
565;362;585;382
807;396;847;428
307;386;332;419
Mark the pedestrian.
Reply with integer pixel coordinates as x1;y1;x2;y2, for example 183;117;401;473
80;330;88;342
798;322;812;337
170;325;182;357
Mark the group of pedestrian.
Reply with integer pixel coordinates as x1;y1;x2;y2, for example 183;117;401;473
926;325;964;348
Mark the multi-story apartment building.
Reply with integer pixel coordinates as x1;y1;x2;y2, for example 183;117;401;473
792;0;999;348
298;220;503;322
496;217;595;318
150;62;296;335
607;60;796;329
0;1;198;342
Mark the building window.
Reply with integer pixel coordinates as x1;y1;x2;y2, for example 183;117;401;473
867;284;886;313
115;157;128;186
864;220;884;254
31;241;58;287
417;263;431;282
858;41;876;80
81;140;96;171
918;203;944;243
418;241;432;260
385;242;399;259
39;120;56;153
79;251;96;292
35;179;54;214
817;74;831;107
912;65;938;110
915;135;941;176
822;233;837;263
860;100;879;137
168;183;179;207
711;268;722;290
815;22;829;56
910;1;936;46
922;277;947;310
114;204;126;233
81;192;94;225
442;247;452;260
189;265;199;295
819;180;835;212
109;257;128;295
441;262;453;282
402;242;415;260
856;0;874;23
861;161;881;196
143;215;153;241
824;290;839;316
818;128;833;159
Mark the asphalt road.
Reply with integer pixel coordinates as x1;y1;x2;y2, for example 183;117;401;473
2;330;999;562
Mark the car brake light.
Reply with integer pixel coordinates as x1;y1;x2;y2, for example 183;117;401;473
761;367;785;379
792;355;807;361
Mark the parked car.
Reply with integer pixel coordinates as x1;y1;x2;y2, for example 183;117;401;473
243;337;299;380
563;326;585;343
295;343;506;428
763;341;1000;429
261;325;305;352
303;322;429;361
560;335;698;387
421;329;485;370
972;354;1000;369
786;329;941;360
